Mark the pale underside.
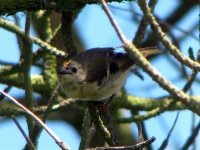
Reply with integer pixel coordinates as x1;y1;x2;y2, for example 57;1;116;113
61;71;129;101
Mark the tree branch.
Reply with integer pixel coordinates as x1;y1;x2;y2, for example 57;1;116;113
181;121;200;150
87;136;156;150
0;90;70;150
99;0;200;116
61;11;79;55
0;18;66;57
133;0;157;47
22;12;35;147
138;0;200;71
0;0;133;14
2;94;200;118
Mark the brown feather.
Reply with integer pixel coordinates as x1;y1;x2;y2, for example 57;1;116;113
69;47;160;84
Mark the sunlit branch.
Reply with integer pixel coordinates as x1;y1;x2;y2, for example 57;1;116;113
99;0;200;116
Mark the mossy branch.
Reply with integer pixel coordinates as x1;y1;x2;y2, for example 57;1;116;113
0;0;132;14
0;74;51;97
1;93;200;117
0;18;66;57
22;13;35;146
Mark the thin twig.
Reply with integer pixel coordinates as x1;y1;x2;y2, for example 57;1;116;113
0;89;70;150
43;83;61;120
133;0;158;47
0;86;12;100
11;116;36;150
158;112;179;150
182;70;198;92
100;0;126;43
181;121;200;150
182;48;198;93
87;136;156;150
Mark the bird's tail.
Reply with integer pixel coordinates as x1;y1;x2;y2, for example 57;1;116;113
116;46;160;72
139;46;161;57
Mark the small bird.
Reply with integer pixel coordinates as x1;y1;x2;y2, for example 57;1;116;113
59;47;159;101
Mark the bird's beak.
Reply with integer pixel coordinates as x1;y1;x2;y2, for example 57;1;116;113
58;67;72;75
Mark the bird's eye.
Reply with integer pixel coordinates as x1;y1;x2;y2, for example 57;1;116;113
71;67;77;73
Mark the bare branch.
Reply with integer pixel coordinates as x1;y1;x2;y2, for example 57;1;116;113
100;0;127;43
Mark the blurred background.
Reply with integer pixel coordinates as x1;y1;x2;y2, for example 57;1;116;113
0;0;199;149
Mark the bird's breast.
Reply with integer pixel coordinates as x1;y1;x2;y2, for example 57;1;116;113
60;71;129;101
